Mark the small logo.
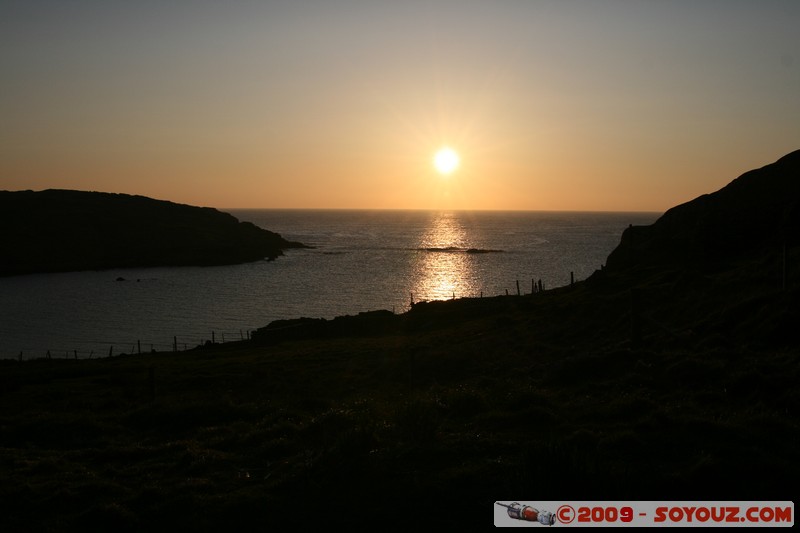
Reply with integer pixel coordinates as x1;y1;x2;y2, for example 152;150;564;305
557;505;576;524
496;502;556;525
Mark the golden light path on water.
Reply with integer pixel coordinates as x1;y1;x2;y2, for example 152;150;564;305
411;212;481;302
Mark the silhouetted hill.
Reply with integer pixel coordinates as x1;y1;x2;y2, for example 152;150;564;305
0;190;306;276
587;149;800;352
606;150;800;271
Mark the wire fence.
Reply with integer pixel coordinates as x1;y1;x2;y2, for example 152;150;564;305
8;274;572;363
10;327;258;362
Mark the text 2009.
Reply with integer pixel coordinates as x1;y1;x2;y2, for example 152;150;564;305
578;506;634;523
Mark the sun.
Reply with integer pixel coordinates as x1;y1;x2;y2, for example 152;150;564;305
433;147;460;175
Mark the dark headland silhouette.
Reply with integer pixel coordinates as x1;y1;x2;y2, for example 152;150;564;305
0;189;306;276
1;151;798;530
607;149;800;270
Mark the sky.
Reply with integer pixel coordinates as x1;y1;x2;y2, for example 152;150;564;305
2;1;799;212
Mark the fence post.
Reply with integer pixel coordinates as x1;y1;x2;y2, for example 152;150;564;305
108;346;113;358
212;331;216;344
137;340;141;355
74;350;78;360
516;280;521;296
571;271;574;286
173;336;178;352
148;366;156;402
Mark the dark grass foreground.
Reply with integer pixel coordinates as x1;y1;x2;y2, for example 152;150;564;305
1;265;798;530
2;151;799;530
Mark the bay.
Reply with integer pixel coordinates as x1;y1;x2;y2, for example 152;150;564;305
0;210;659;359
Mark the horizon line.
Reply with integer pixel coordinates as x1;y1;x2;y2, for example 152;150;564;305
223;206;665;214
2;189;664;215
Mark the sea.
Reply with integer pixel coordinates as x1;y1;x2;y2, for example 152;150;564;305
0;210;659;359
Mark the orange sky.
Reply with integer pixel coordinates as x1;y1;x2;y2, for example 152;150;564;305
2;1;799;212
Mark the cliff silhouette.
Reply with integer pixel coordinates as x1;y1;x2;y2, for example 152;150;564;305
606;149;800;271
0;190;306;276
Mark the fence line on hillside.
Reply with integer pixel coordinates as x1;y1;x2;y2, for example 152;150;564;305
12;327;258;362
409;274;559;305
10;272;581;362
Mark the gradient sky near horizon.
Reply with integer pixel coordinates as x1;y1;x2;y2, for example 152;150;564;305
2;1;799;211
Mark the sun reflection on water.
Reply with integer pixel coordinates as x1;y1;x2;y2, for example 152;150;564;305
411;212;481;302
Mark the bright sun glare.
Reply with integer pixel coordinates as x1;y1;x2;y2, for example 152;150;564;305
433;147;460;175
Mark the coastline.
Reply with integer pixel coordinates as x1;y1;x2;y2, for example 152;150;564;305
1;210;659;360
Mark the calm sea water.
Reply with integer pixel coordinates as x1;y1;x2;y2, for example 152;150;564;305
0;210;659;359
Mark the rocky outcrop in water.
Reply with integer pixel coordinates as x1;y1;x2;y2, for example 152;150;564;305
0;189;307;276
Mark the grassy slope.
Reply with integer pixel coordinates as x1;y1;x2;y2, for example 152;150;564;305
1;248;798;530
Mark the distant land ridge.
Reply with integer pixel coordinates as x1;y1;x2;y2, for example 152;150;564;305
0;189;307;276
606;149;800;271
